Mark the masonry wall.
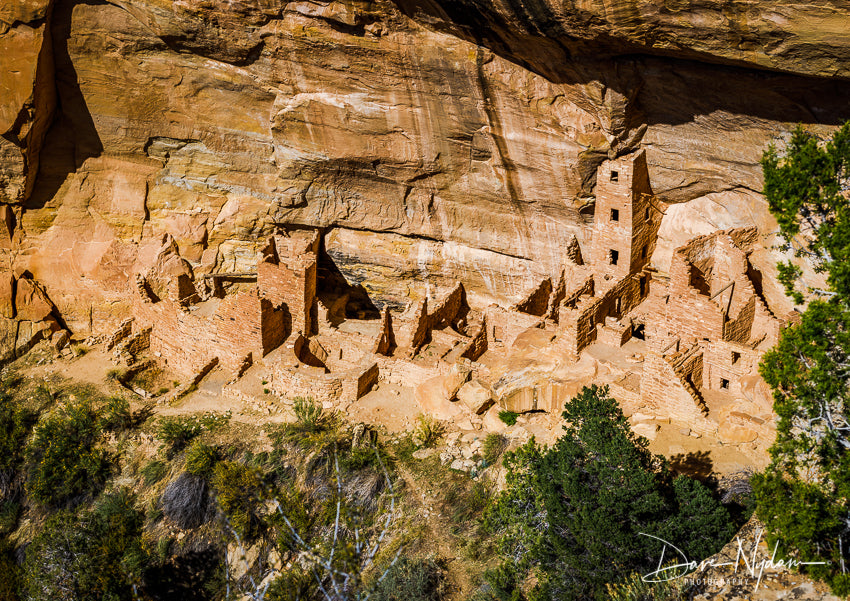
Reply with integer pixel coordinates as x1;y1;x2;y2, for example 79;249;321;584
460;316;488;361
514;278;552;316
641;348;713;433
268;358;378;405
559;272;648;358
258;253;316;337
591;150;655;281
135;288;287;376
485;305;542;349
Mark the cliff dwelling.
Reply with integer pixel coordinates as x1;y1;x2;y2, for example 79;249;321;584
94;148;788;466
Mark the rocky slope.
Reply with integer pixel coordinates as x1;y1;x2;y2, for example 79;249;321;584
1;0;848;338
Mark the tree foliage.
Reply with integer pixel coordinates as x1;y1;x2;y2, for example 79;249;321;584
761;121;850;302
754;121;850;596
486;385;734;600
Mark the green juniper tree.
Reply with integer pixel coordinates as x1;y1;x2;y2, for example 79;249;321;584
753;121;850;596
761;122;850;303
485;385;734;601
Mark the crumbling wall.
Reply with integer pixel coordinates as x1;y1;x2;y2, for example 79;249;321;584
597;317;632;347
460;316;487;361
484;304;542;349
559;273;647;359
372;306;395;356
258;230;318;336
641;346;712;431
513;277;552;316
723;294;756;344
428;282;468;331
395;298;428;351
394;282;470;355
268;357;378;405
135;288;287;375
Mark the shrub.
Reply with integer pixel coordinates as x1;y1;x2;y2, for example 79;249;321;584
106;368;125;382
185;441;219;477
22;488;148;601
25;400;111;506
160;472;210;530
482;433;507;466
157;415;204;455
211;461;267;539
141;459;168;485
292;396;323;432
0;500;21;535
369;557;446;601
0;540;20;601
497;410;518;426
606;569;693;601
413;413;443;448
99;396;132;432
198;410;232;432
0;393;36;496
265;567;316;601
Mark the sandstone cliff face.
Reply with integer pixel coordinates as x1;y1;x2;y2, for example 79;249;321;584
0;0;847;337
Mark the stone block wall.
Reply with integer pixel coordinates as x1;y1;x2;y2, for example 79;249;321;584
258;230;318;337
484;304;542;349
559;272;647;359
394;282;470;355
641;347;713;432
591;150;656;281
372;306;395;356
702;339;760;395
513;277;552;316
460;316;488;361
135;287;287;376
268;357;378;405
597;317;632;347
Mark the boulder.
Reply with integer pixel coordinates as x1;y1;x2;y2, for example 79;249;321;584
482;405;508;433
456;379;494;415
414;376;464;421
631;421;660;441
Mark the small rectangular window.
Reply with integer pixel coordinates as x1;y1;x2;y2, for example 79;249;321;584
732;351;740;365
645;207;650;220
720;378;730;390
610;170;619;182
610;250;619;265
611;208;619;222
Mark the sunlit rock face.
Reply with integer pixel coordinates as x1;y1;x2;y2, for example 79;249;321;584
1;0;847;335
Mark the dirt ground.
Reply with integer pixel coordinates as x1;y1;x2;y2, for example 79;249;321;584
9;333;766;485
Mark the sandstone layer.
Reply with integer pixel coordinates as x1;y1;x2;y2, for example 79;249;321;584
0;0;846;340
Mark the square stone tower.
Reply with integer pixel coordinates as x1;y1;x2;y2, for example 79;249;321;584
591;149;655;281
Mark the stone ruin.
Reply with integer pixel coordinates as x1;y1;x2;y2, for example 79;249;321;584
103;148;787;450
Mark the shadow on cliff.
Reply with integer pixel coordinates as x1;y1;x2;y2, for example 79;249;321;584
393;0;850;131
27;0;104;211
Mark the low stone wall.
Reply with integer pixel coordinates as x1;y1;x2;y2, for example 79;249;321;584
269;356;379;405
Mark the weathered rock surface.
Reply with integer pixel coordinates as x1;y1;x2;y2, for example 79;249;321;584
0;0;847;344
